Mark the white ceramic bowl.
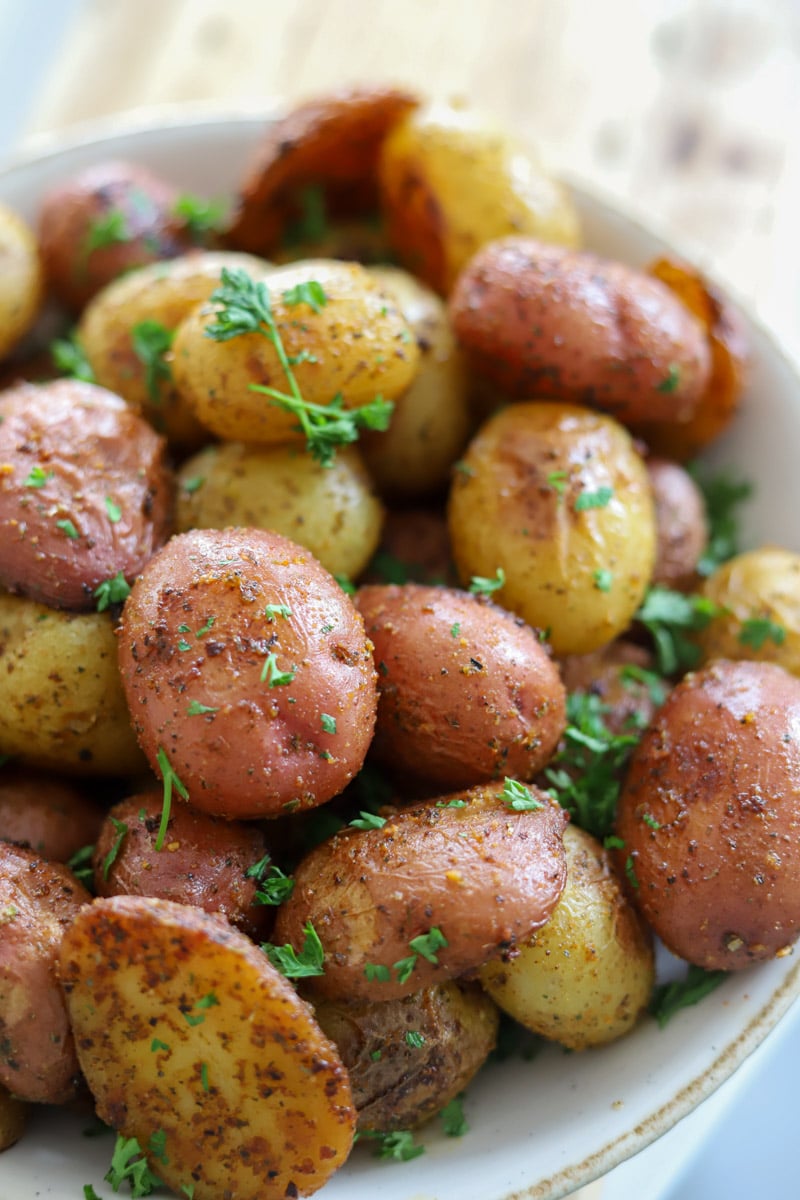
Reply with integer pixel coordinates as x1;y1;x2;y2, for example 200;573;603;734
2;113;800;1200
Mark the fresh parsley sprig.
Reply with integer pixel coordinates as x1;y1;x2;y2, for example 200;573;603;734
688;465;753;577
635;586;722;675
262;921;325;978
649;965;727;1028
131;320;174;403
104;1133;162;1198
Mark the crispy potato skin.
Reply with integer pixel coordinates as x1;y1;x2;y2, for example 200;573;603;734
616;659;800;969
312;980;498;1131
0;769;103;861
480;825;654;1049
273;782;568;1002
176;442;384;580
355;583;566;789
0;380;173;611
118;527;378;818
647;457;708;590
0;204;42;362
0;843;89;1103
59;895;355;1200
0;1082;28;1150
93;793;272;939
447;402;657;656
448;238;711;424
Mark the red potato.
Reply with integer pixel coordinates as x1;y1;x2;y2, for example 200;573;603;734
558;641;662;737
448;237;711;426
0;769;103;862
647;457;708;590
118;527;378;819
0;843;89;1103
356;583;566;789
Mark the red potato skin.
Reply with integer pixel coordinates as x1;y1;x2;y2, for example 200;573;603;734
355;583;566;789
646;457;708;590
273;782;569;1002
0;380;173;610
118;528;378;819
449;237;711;425
93;793;273;940
616;659;800;970
0;769;103;861
0;843;89;1102
558;641;661;737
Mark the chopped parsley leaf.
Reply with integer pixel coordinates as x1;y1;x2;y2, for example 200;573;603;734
320;712;337;733
656;362;681;393
649;964;727;1028
261;652;296;687
154;747;189;851
405;1030;425;1048
349;810;386;830
101;816;128;881
738;616;786;650
593;568;614;592
358;1129;424;1162
104;1133;161;1197
132;320;174;403
262;921;325;978
186;700;218;716
574;486;614;512
56;518;79;539
24;465;53;488
94;571;131;612
51;331;96;382
501;777;543;811
440;1094;468;1137
468;567;505;596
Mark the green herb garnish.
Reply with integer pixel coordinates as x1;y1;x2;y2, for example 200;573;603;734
154;747;189;851
132;320;174;403
468;567;505;597
738;616;786;650
501;778;543;811
649;965;727;1027
574;486;614;512
101;816;128;881
636;586;722;675
262;922;325;978
94;571;131;613
104;1133;161;1197
51;331;96;382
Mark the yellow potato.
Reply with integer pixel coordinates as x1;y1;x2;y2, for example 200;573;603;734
0;593;144;775
447;402;656;656
171;259;419;445
479;824;654;1049
175;441;383;579
0;203;43;362
0;1084;27;1152
696;547;800;676
59;895;356;1200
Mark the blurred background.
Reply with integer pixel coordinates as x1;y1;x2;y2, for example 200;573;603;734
0;1;798;1196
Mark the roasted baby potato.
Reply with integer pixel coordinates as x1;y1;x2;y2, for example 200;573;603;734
273;781;568;1002
0;768;103;861
616;659;800;970
356;583;566;789
378;103;580;294
558;640;662;736
0;593;145;775
0;1083;28;1151
0;842;89;1103
118;527;378;819
175;441;384;580
449;238;711;426
59;895;356;1200
312;980;499;1131
480;824;654;1049
363;505;459;588
0;203;43;362
647;457;708;590
447;402;657;656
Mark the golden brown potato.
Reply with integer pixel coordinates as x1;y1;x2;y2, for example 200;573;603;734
0;768;103;861
118;527;378;819
312;980;499;1131
378;103;580;294
360;266;472;498
175;441;384;580
616;659;800;970
0;843;89;1103
273;782;568;1002
480;825;654;1049
449;238;711;425
0;593;145;775
59;895;356;1200
647;457;708;590
695;547;800;676
0;1083;28;1151
447;402;657;656
172;258;419;446
355;583;566;789
0;203;42;362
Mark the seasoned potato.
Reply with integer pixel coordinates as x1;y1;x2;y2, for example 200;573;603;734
227;85;418;255
171;258;419;444
378;103;580;294
360;266;472;497
362;505;459;587
447;402;657;656
273;782;568;1002
449;238;711;425
480;825;654;1049
0;379;173;611
0;1083;28;1151
0;593;145;775
59;895;355;1200
118;527;378;819
0;203;42;362
312;980;499;1131
696;547;800;676
0;843;89;1103
79;250;270;448
0;768;103;861
93;792;273;940
616;659;800;969
176;442;384;579
558;641;662;737
647;457;708;590
355;583;566;789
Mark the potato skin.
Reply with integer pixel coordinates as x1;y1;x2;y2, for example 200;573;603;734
447;402;657;656
356;583;566;789
176;441;384;580
273;782;568;1002
480;825;654;1049
616;659;800;969
0;769;103;861
0;203;42;362
558;640;661;736
118;527;378;819
449;238;711;425
0;843;89;1103
0;379;173;611
0;593;145;776
93;792;272;939
312;980;498;1131
647;457;708;589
